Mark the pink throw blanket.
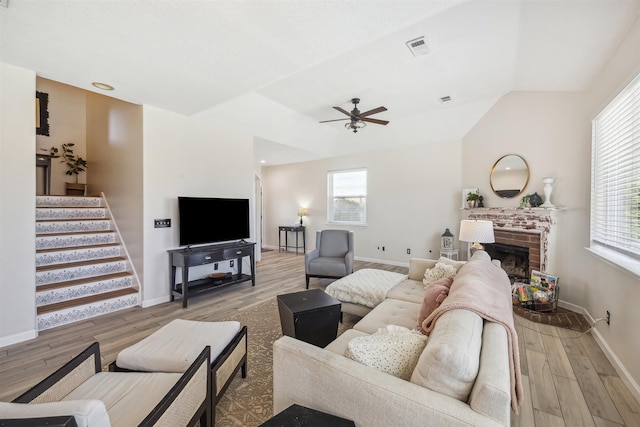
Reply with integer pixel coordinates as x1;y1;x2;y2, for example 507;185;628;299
421;257;524;413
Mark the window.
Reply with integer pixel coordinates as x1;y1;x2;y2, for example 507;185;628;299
328;168;367;225
590;72;640;272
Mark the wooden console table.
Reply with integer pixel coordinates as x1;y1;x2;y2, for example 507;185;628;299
278;225;305;254
168;241;255;308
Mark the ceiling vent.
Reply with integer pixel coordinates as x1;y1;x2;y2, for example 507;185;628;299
439;96;452;104
405;37;430;57
0;0;8;8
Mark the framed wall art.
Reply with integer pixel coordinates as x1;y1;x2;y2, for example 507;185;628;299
36;91;50;136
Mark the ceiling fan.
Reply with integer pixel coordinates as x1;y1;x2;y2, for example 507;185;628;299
319;98;389;133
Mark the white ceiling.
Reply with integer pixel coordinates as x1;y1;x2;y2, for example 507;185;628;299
2;0;639;165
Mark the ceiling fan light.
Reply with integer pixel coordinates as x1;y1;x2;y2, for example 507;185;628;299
345;120;366;133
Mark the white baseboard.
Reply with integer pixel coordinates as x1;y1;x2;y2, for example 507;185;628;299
0;329;37;348
558;299;640;404
141;295;171;308
354;256;408;268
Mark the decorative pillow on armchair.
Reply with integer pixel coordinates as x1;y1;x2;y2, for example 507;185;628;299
416;276;454;334
423;262;458;287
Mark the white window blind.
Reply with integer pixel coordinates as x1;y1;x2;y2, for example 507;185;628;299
591;72;640;261
327;169;367;225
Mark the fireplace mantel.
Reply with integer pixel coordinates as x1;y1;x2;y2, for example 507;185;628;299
462;207;564;274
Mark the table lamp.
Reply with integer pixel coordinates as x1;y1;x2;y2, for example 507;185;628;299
297;208;308;226
459;219;494;257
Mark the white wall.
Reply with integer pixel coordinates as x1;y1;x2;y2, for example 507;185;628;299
142;105;256;306
86;92;144;288
262;141;462;265
35;78;87;195
461;13;640;394
0;63;37;346
462;90;590;303
583;15;640;395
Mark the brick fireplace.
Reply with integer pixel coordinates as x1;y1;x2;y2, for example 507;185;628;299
465;207;561;276
486;230;541;280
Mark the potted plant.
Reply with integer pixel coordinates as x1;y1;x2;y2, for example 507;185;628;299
42;143;88;195
466;191;480;208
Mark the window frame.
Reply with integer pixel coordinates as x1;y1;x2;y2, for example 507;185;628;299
589;71;640;279
327;168;367;226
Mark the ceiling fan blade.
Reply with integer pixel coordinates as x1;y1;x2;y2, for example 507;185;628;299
362;117;389;125
333;106;353;117
319;118;350;123
360;106;387;117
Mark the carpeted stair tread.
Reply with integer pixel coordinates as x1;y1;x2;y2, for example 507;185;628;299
37;287;138;315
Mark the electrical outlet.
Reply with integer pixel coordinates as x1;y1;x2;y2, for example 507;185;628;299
154;218;171;228
214;263;218;270
407;248;411;254
382;246;385;251
230;260;234;268
606;310;611;325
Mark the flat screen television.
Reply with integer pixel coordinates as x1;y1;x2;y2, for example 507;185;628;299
178;196;250;246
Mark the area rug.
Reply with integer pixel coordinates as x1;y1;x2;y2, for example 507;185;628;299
214;298;356;426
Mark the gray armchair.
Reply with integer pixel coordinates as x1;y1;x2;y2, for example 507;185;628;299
305;230;354;288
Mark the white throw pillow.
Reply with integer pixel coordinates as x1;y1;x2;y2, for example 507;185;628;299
423;262;458;287
345;325;428;380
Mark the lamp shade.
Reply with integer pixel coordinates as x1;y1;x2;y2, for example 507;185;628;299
459;220;495;244
297;208;308;217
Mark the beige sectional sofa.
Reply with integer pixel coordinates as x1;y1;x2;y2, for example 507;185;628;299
273;250;517;427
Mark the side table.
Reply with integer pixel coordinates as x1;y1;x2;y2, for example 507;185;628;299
260;404;355;427
440;248;459;260
277;289;341;347
278;225;305;254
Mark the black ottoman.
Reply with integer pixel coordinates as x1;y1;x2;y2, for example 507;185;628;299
260;404;355;427
277;289;341;347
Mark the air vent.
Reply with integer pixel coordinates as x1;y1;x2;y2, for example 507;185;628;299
405;36;430;57
439;96;452;104
0;0;8;8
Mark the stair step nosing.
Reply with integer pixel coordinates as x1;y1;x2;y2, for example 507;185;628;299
36;260;128;286
36;279;135;307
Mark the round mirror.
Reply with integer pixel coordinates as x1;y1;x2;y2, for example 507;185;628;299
490;154;530;198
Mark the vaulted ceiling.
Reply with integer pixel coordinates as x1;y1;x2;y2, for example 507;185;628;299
2;0;639;164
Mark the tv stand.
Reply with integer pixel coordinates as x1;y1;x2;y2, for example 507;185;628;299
168;241;255;308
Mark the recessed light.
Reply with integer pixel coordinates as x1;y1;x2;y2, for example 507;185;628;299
92;82;114;91
260;160;266;164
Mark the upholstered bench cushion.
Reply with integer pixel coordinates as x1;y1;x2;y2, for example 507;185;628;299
116;319;240;372
64;372;181;427
0;400;110;427
352;299;420;334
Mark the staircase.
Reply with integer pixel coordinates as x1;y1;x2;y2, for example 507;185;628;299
35;195;139;331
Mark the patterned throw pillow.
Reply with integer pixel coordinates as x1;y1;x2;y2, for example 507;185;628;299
423;262;458;287
345;326;428;380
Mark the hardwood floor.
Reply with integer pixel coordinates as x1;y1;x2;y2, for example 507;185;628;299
1;250;638;426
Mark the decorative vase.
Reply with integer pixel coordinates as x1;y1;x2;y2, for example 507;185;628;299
541;177;555;207
529;192;543;207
